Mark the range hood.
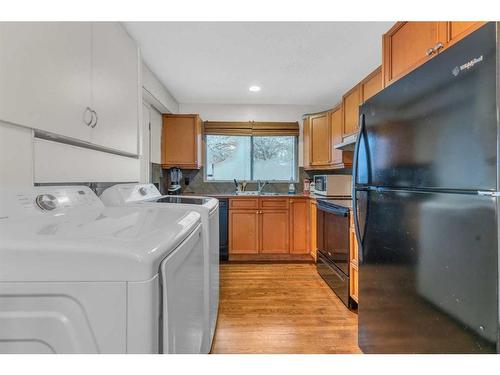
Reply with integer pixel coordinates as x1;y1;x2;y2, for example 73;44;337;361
334;133;357;151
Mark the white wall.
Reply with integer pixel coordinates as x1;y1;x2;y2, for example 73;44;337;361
0;122;33;187
178;103;326;166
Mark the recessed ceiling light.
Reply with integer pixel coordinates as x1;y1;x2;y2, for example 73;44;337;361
249;85;261;92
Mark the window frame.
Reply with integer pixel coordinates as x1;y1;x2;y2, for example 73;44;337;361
203;134;299;183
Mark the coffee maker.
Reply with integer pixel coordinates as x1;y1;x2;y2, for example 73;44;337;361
168;167;182;195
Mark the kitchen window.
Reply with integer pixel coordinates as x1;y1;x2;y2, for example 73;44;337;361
204;121;299;182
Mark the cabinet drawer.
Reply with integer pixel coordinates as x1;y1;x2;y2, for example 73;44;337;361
350;262;359;303
259;197;289;210
229;198;259;210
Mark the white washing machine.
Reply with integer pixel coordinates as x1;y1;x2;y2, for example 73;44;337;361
100;183;219;352
0;186;206;354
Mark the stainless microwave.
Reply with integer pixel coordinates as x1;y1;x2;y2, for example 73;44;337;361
313;175;352;197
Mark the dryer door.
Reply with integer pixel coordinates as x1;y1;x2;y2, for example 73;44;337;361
160;224;206;353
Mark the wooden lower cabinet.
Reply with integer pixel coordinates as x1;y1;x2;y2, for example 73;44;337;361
309;199;317;260
349;262;359;303
228;210;259;254
349;227;359;264
349;209;359;304
289;199;309;254
228;197;312;260
260;210;289;253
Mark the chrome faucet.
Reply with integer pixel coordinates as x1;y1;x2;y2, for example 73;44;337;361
257;180;268;193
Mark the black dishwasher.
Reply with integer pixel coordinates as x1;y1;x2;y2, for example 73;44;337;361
218;198;229;261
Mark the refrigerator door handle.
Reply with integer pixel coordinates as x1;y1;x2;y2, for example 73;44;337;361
352;113;365;188
352;114;366;261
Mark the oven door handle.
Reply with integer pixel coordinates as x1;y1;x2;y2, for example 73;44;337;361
318;252;346;281
316;203;349;216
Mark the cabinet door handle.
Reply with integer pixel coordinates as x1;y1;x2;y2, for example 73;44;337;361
426;48;434;56
90;110;98;128
433;42;444;53
83;107;93;126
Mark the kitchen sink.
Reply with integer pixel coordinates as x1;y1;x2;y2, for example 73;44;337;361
235;191;282;196
235;191;260;196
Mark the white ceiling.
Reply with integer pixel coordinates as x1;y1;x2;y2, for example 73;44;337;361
124;22;394;106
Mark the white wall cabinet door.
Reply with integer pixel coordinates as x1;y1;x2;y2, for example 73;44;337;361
140;102;151;183
149;106;163;164
91;23;139;155
0;22;92;141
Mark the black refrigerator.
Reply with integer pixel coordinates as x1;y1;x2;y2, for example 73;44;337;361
354;22;499;353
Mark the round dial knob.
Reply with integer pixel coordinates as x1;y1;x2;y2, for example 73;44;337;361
139;187;148;196
35;194;58;211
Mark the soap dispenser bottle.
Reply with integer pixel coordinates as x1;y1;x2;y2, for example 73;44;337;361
288;177;296;195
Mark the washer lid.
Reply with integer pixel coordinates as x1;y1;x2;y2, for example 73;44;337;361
0;205;201;282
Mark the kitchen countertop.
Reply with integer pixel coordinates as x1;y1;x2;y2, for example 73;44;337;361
183;192;313;198
204;192;355;213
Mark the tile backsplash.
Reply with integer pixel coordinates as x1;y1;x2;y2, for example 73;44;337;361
160;167;352;195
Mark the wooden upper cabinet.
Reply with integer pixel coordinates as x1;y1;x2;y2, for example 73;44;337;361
383;22;447;87
302;116;311;169
383;22;487;87
162;114;202;169
360;66;383;103
260;210;289;254
309;112;331;167
331;107;343;165
331;106;353;168
342;84;361;139
229;210;259;254
303;107;353;170
446;22;486;48
289;199;309;254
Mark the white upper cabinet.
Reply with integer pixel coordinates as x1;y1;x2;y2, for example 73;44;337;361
0;22;92;141
0;22;139;155
91;23;139;155
149;106;163;164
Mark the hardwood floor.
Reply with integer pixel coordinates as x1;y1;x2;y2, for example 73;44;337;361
211;263;361;354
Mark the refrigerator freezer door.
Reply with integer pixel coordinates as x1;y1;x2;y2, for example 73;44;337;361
357;188;498;353
357;23;497;191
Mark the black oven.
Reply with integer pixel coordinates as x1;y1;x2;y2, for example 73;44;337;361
316;198;352;308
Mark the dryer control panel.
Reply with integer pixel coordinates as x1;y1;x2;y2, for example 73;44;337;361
0;186;103;219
